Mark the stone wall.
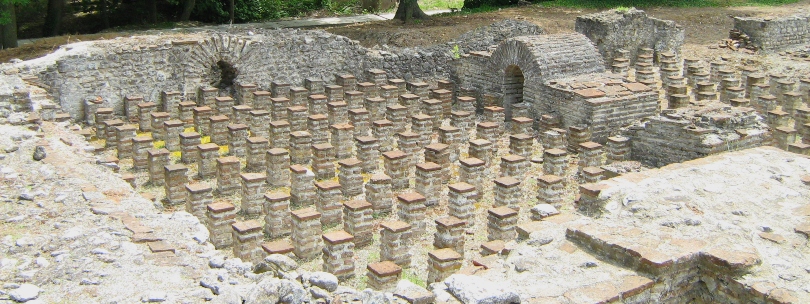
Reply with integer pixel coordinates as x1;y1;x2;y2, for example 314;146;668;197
8;20;542;121
624;102;770;167
575;8;684;66
733;14;810;53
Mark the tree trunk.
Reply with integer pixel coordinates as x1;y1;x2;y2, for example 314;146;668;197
43;0;64;37
149;0;157;23
180;0;195;22
394;0;427;23
100;0;110;29
1;2;17;49
228;0;234;24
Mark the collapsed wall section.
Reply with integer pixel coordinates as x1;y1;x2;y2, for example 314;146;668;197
733;14;810;52
624;102;769;167
576;8;684;67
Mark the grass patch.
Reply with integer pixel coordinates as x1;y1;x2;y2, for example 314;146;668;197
539;0;801;9
402;269;426;288
420;0;464;10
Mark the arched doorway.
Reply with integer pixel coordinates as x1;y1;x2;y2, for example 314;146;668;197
210;60;238;95
503;65;524;121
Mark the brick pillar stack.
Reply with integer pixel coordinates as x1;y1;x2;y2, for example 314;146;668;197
291;208;322;260
343;200;373;247
331;124;354;159
197;87;218;108
308;95;328;116
411;114;433;147
344;91;363;110
325;85;345;103
606;136;631;164
400;94;420;117
349;108;370;137
328;101;349;126
249;110;270;139
290;131;313;165
264;193;292;239
138;102;157;132
132;136;153;170
450;111;474;142
422;99;443;131
380;221;412;267
193;106;213;136
500;154;528;179
537;175;564;207
232;220;263;264
380;85;399;107
164;164;188;206
542;130;566;150
358;82;379;98
581;167;605;184
194;143;217;179
209;115;230;145
207;202;236;249
150;112;171;141
322;231;355;281
578;142;604;173
271;82;291;99
467;139;493;167
365;97;386;121
315;181;343;226
253;91;271;112
288;106;308;132
372;120;394;152
125;95;143;123
338;159;363;197
115;125;138;160
269;120;290;150
407;81;429;100
477;122;499;143
367;261;402;292
543;149;568;176
433;216;465;257
355;136;379;173
455;96;475;113
511;117;533;135
483;106;505;134
397;192;427;236
415;162;442;207
308;114;329;144
494;176;521;211
509;134;533;159
228;124;249;157
148;149;170;185
425;143;451;183
568;125;592;153
289;165;315;208
186;184;213;220
366;173;393;214
271;97;291;121
215;97;235;117
383;150;409;190
336;74;357;91
232;105;253;126
246;137;268;173
266;148;291;188
387;105;408;134
312;143;336;180
487;207;518;241
241;173;267;218
164;120;184;151
460;158;486;190
216;156;241;195
448;182;477;228
438;126;462;163
427;249;462;284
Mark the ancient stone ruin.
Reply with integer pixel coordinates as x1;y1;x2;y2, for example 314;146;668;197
0;8;808;304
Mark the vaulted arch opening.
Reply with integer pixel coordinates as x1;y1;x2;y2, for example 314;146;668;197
503;64;524;121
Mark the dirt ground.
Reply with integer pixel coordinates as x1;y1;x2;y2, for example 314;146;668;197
2;1;810;63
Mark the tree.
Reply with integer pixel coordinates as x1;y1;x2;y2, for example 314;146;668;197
394;0;427;23
42;0;64;36
227;0;234;24
1;0;24;49
180;0;195;21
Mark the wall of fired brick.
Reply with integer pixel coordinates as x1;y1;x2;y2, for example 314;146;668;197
734;14;810;53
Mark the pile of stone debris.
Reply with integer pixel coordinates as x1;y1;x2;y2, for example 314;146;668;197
721;29;757;53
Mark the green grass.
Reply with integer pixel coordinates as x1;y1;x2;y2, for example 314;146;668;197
420;0;464;10
402;269;427;287
538;0;801;9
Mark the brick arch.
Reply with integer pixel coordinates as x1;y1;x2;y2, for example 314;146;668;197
177;33;261;94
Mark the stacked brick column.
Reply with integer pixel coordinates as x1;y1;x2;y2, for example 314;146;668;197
150;112;171;141
292;208;322;260
209;115;230;145
343;200;373;247
494;176;521;211
328;101;349;126
344;91;363;109
207;202;236;249
338;159;363;196
308;95;328;116
509;134;533;158
438;126;462;162
477;122;499;143
124;95;143;123
288;106;308;132
400;94;420;117
197;87;218;108
253;91;271;111
290;131;312;165
543;149;568;176
355;136;379;173
132;136;153;170
215;97;235;117
425;143;451;182
331;124;354;159
542;130;567;150
193;106;213;135
500;154;528;179
266;148;291;188
397;131;421;168
164;164;188;206
312;143;336;180
271;82;291;99
263;193;291;239
249;110;270;140
365;97;387;121
116;125;137;160
383;151;409;190
241;173;267;218
433;216;465;257
271;97;291;121
336;75;357;91
423;99;443;130
358;82;379;98
322;231;355;281
387;105;408;133
164;120;184;151
372;120;394;152
290;165;316;207
216;156;241;195
269;120;290;150
460;158;486;190
511;117;533;135
582;167;605;184
197;143;219;179
380;221;412;267
451;111;474;142
186;184;213;220
578;142;604;173
325;85;345;103
412;114;433;147
415;162;442;206
487;207;518;241
537;175;564;207
308;114;329;144
246;137;268;173
366;173;393;214
315;181;343;226
148;149;170;185
606;136;631;164
232;105;252;126
138;102;157;132
228;124;249;157
448;182;478;228
397;192;427;236
367;262;402;292
427;249;462;284
232;220;263;264
305;79;324;95
349;108;370;137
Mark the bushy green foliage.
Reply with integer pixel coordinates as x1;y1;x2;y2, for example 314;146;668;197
462;0;518;9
